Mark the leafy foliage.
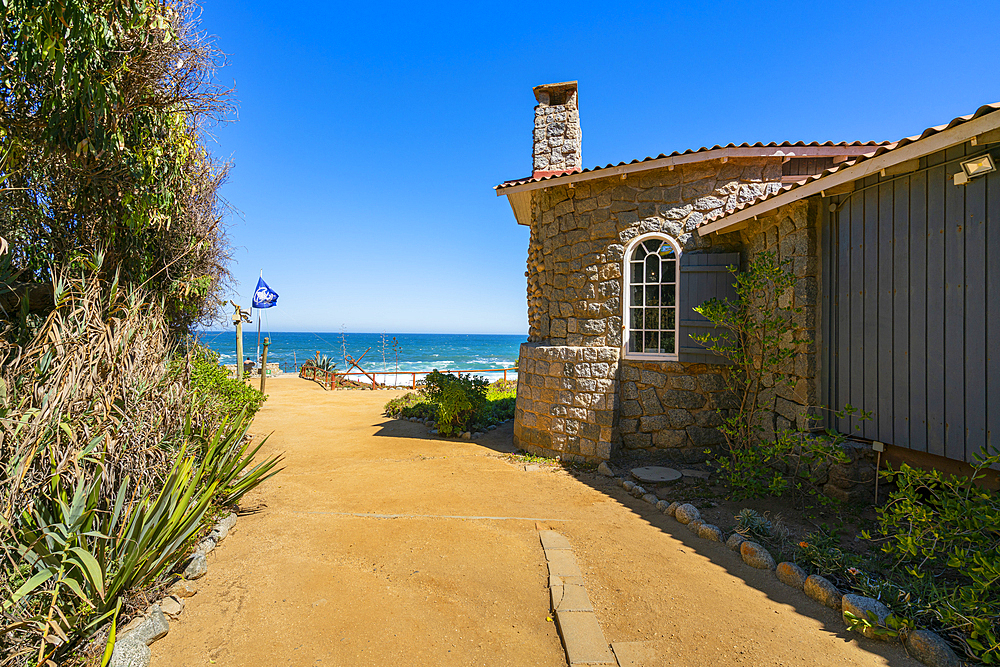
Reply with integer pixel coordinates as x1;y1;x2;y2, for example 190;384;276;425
421;372;487;436
0;0;235;335
384;375;516;435
188;344;266;430
863;450;1000;663
693;252;858;501
0;271;279;665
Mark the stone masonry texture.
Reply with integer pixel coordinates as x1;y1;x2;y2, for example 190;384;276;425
533;83;581;175
515;157;827;463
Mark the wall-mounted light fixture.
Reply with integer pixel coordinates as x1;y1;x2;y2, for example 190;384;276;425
954;153;996;185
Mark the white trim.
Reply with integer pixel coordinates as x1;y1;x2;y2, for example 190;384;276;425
496;145;885;197
621;233;681;361
696;109;1000;236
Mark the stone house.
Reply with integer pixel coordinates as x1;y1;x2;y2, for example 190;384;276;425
495;81;1000;478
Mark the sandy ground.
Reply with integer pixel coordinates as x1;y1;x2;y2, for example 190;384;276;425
150;377;920;667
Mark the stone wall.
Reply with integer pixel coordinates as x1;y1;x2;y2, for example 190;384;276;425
515;159;826;463
514;343;617;462
532;82;581;175
737;199;823;439
616;360;736;454
525;158;782;345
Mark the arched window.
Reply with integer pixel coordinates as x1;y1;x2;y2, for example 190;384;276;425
624;234;680;359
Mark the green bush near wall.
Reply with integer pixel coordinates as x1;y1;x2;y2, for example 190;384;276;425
189;345;266;426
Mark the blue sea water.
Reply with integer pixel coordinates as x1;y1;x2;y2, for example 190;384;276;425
198;331;525;382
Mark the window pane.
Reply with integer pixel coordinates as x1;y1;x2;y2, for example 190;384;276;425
645;255;659;283
630;261;644;284
630;308;642;328
644;331;658;351
643;239;661;254
631;285;643;306
644;308;659;329
662;260;676;283
645;285;659;306
663;308;675;330
660;284;675;307
629;332;643;353
657;244;675;258
631;244;647;260
663;333;675;354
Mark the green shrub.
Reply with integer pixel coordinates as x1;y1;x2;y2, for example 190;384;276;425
422;372;487;436
383;375;516;434
864;450;1000;663
189;344;266;426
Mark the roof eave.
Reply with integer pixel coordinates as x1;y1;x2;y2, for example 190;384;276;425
494;144;882;197
697;109;1000;236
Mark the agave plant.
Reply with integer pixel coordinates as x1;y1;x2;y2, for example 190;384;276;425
2;448;216;665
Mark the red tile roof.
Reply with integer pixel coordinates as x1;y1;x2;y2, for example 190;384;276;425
495;140;890;192
701;103;1000;227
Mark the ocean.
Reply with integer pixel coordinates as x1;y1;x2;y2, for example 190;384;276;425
198;331;526;384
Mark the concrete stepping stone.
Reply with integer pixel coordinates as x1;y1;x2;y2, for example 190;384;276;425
555;611;616;665
630;466;681;483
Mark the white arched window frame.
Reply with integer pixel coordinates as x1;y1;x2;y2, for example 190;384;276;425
622;233;682;360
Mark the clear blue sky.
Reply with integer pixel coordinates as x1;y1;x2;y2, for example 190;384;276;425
200;0;1000;334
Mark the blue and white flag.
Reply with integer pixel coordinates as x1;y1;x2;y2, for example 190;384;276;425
252;276;279;309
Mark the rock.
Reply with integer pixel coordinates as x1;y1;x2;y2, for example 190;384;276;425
655;500;670;512
461;431;471;440
211;523;229;542
842;594;892;639
622;481;636;492
158;596;183;619
194;537;216;556
597;462;614;477
726;533;746;551
804;575;841;610
674;504;700;525
184;553;208;580
167;580;198;598
630;485;646;498
904;629;962;667
218;512;237;531
110;638;151;667
776;562;808;589
687;518;705;533
616;477;627;487
488;425;497;430
630;466;682;483
698;523;724;542
679;468;710;480
119;605;169;647
740;541;776;570
471;432;482;440
642;493;658;505
429;429;438;435
665;501;680;517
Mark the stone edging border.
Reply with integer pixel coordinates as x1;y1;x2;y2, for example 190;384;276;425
604;470;966;667
108;512;238;667
539;530;617;666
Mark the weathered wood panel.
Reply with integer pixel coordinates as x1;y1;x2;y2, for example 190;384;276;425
826;142;997;464
678;252;740;364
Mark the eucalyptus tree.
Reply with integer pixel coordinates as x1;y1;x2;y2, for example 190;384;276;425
0;0;235;335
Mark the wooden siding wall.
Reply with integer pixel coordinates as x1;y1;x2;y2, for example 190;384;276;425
824;142;1000;464
678;253;740;364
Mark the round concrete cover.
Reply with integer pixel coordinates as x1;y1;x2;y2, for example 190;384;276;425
630;466;682;483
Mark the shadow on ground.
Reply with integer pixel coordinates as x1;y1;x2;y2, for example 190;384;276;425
375;412;920;667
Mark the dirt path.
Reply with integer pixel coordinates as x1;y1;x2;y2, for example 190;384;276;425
151;377;919;667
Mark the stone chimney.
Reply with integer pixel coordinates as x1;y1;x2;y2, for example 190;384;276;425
532;81;581;178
